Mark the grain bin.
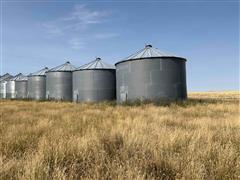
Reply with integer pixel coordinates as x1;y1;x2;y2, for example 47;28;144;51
15;75;28;99
0;73;13;99
28;67;48;100
6;73;23;99
46;61;76;101
115;45;187;102
73;57;116;102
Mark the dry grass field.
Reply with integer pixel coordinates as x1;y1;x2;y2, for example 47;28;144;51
0;91;239;180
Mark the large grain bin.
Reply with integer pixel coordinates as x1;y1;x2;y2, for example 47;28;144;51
46;61;76;101
6;73;23;99
28;67;48;100
15;75;28;99
115;45;187;102
0;73;13;99
73;57;116;102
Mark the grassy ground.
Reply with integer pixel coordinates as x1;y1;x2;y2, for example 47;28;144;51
0;91;239;180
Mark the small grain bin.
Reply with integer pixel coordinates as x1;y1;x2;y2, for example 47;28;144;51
0;73;13;99
46;61;76;101
28;67;48;100
115;45;187;102
73;57;116;102
6;73;23;99
15;75;28;99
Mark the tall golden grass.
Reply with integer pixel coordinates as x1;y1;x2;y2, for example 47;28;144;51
0;91;239;179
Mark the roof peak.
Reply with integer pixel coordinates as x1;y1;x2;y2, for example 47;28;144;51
9;73;26;81
15;73;23;77
48;61;76;72
122;44;177;61
76;57;115;70
16;74;28;81
145;44;152;48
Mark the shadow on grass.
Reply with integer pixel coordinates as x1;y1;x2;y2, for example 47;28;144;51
9;98;73;103
119;98;229;107
3;97;237;108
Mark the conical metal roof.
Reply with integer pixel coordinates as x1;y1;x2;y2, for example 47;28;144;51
15;74;28;81
29;67;49;76
116;44;186;65
76;57;115;70
9;73;24;81
11;73;28;81
0;73;13;82
48;61;76;72
125;44;172;60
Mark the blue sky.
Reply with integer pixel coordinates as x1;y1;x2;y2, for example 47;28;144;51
1;1;239;91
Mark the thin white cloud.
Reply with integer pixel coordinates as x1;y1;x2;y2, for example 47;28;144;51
40;4;120;49
41;4;108;36
94;32;119;39
68;38;85;50
60;4;108;24
41;23;63;36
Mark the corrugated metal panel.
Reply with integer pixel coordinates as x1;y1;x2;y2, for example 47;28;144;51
76;58;115;70
6;81;16;99
15;81;28;99
48;61;76;72
46;71;73;101
28;76;46;100
73;70;116;102
0;81;8;98
15;74;28;99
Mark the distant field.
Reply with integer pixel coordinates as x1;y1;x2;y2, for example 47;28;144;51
0;91;239;180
